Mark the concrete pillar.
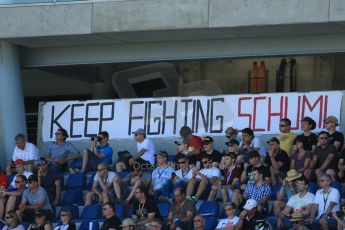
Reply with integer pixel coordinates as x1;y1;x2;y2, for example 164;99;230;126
0;41;27;167
92;64;115;99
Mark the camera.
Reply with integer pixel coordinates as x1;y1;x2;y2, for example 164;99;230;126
91;136;102;142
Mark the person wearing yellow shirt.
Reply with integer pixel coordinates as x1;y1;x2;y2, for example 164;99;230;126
277;118;298;156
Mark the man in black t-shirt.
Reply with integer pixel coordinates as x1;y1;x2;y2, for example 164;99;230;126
236;199;268;230
37;158;61;206
200;136;222;167
101;202;122;230
132;185;160;228
264;137;290;172
325;116;344;152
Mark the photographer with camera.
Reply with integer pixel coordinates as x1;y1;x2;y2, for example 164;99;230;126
332;204;345;230
71;131;113;173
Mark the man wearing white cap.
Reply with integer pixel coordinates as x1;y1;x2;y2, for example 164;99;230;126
236;199;267;230
120;218;135;230
129;128;155;167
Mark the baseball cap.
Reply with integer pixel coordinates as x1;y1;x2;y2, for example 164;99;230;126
223;152;237;159
120;218;135;227
326;116;339;126
202;136;213;144
225;139;240;146
243;199;257;210
132;128;145;135
155;151;168;157
27;175;38;182
266;137;280;144
37;158;48;166
14;159;24;166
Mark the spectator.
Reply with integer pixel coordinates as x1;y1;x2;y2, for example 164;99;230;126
27;209;52;230
132;185;160;228
239;128;266;162
167;187;195;230
2;210;25;230
172;155;193;190
193;215;205;230
332;203;345;230
8;159;32;189
236;199;267;230
209;152;242;203
122;161;151;204
216;202;240;229
264;137;290;178
186;154;220;202
242;167;271;212
224;139;243;166
277;118;298;156
37;158;61;206
120;218;135;230
240;150;271;190
18;175;53;222
308;131;337;179
273;169;301;217
338;148;345;180
225;127;241;144
100;202;122;230
0;174;27;219
85;162;118;205
200;136;222;166
129;128;155;167
177;126;203;167
6;133;39;176
268;175;314;229
308;173;340;230
54;209;76;230
290;136;312;173
325;116;344;152
151;151;174;201
289;212;309;230
296;116;317;151
145;219;162;230
72;131;112;173
45;128;80;172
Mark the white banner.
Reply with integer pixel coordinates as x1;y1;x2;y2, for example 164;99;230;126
41;91;342;141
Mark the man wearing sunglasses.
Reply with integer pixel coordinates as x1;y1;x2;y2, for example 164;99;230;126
200;136;222;167
85;162;118;205
308;131;337;180
277;118;298;156
324;116;344;152
45;128;80;172
186;154;220;202
128;128;155;169
216;202;240;229
73;131;113;173
18;175;53;222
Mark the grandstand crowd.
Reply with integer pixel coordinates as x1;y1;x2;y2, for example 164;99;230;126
0;115;345;230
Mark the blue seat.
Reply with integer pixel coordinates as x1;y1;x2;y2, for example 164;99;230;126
308;182;318;194
87;173;96;190
167;155;175;162
270;182;282;200
157;202;171;218
65;173;86;190
79;220;99;230
80;204;102;219
61;189;84;205
57;204;79;220
204;217;218;230
115;203;125;219
198;201;219;217
59;174;65;190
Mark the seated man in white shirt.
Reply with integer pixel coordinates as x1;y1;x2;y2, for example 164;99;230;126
216;202;240;230
171;155;193;190
8;159;32;189
6;133;39;175
186;154;220;202
307;173;340;230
